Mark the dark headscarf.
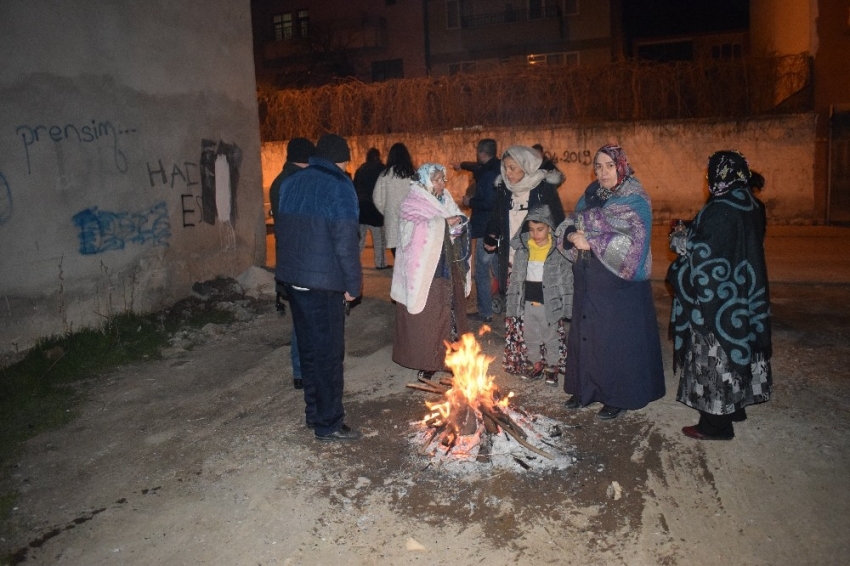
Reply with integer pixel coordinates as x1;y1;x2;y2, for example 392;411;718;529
707;150;751;196
596;144;635;189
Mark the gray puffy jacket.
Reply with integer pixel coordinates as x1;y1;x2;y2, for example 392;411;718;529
506;204;574;322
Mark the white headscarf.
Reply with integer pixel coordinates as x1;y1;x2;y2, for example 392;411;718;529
501;145;546;195
414;163;446;194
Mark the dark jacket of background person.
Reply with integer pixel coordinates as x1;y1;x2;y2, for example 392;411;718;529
466;156;501;239
275;156;362;296
353;151;385;227
667;151;772;417
270;161;303;222
486;154;565;295
269;138;315;223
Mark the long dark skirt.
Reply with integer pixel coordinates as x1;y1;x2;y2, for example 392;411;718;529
563;254;665;409
393;276;469;372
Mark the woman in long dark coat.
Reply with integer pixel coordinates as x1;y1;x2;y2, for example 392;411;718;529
668;150;772;440
556;144;665;420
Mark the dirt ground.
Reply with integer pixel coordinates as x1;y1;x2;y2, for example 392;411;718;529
2;232;850;566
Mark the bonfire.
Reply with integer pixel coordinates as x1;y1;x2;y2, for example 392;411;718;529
408;329;573;470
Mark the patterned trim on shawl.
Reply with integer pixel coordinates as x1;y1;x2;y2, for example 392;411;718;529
667;187;771;377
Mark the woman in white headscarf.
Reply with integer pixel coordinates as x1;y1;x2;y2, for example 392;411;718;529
484;145;565;314
391;164;471;379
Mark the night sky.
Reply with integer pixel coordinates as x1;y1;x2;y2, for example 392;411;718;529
622;0;750;38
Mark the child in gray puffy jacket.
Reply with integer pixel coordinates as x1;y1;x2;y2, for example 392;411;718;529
503;204;574;386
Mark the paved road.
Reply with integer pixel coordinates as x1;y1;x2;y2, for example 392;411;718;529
652;225;850;283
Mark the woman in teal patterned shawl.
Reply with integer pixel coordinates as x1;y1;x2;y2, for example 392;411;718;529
668;150;772;441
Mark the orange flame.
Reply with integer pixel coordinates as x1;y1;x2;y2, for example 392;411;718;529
421;331;511;433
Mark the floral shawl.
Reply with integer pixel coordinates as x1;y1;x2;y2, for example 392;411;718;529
556;176;653;281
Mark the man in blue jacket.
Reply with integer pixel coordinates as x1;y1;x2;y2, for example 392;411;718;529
276;134;362;441
460;139;501;323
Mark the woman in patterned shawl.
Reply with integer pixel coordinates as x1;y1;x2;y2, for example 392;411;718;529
668;150;772;440
555;144;665;420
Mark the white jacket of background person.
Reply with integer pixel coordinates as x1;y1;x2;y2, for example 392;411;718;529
373;170;412;250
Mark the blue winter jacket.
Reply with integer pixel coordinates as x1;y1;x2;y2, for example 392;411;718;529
275;156;362;296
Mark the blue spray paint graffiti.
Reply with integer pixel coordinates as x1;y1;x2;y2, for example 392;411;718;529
0;172;12;225
72;201;171;255
16;119;135;175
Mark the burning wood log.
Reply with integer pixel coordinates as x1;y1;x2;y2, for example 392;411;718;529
409;332;561;464
482;406;527;441
406;382;448;394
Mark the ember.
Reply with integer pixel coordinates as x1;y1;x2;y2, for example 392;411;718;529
407;330;575;472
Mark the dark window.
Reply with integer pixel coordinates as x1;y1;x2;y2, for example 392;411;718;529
273;11;308;41
297;10;309;38
636;40;694;62
447;0;460;29
712;43;742;60
372;59;404;81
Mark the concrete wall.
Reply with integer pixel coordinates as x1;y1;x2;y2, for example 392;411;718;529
0;1;265;357
263;113;816;226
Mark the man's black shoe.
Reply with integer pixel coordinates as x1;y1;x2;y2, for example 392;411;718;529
315;424;362;442
293;378;303;390
597;405;625;420
563;397;581;410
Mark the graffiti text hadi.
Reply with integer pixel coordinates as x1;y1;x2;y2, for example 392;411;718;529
146;159;202;227
16;120;135;175
72;201;170;255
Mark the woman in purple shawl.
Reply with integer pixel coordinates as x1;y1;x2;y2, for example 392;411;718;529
556;144;665;420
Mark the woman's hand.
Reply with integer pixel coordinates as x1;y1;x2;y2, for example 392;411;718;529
568;231;591;250
447;215;463;227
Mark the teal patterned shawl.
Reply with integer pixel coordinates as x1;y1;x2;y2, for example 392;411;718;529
667;185;772;376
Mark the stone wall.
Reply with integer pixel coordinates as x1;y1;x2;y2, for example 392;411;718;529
0;1;265;356
263;113;816;225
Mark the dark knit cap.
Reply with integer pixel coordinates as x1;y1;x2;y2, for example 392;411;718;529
287;137;315;163
315;134;351;163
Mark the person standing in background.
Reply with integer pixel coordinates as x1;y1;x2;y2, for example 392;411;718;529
460;139;501;323
353;148;389;270
269;137;314;390
373;143;417;258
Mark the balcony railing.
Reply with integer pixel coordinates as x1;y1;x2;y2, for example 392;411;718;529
461;5;559;28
